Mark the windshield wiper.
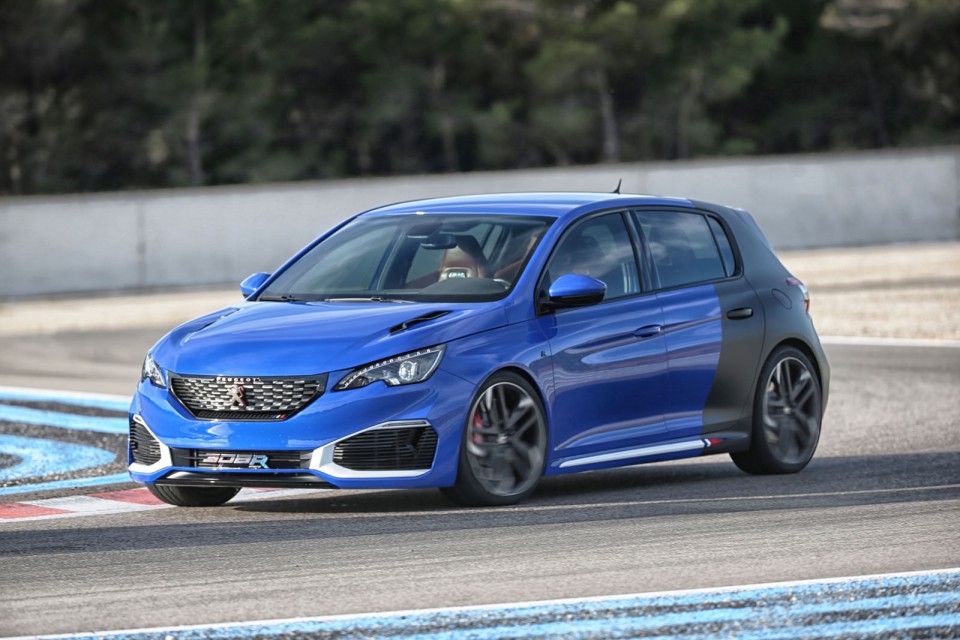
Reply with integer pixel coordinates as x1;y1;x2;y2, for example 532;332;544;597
259;294;309;302
321;296;414;303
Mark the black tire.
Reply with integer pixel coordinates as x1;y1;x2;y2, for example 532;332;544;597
440;371;548;507
147;484;240;507
732;346;822;475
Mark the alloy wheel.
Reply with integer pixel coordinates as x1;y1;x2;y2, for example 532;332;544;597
761;356;821;465
465;381;546;497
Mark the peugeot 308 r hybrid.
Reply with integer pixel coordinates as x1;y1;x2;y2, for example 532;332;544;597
130;193;829;507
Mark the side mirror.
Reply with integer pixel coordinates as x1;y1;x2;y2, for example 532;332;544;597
240;272;270;298
543;274;606;310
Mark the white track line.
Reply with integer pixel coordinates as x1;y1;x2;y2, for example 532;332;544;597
7;482;955;525
820;335;960;348
12;567;960;640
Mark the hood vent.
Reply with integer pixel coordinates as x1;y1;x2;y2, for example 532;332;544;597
389;310;451;334
193;308;240;335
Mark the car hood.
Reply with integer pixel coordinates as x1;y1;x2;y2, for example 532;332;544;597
152;300;507;377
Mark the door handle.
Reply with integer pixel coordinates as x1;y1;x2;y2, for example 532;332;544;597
726;307;754;320
634;324;662;338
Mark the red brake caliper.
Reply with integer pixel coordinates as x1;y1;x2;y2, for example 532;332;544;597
472;412;485;444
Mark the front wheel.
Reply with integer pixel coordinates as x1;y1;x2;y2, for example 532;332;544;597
440;372;548;506
147;484;240;507
732;346;822;475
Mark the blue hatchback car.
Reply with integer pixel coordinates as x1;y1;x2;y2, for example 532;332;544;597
130;192;829;507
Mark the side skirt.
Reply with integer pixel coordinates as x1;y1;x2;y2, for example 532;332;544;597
546;432;748;476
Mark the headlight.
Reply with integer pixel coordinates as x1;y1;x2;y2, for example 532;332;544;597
335;345;445;391
141;352;166;388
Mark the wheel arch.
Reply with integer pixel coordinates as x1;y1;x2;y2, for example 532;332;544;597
489;365;548;409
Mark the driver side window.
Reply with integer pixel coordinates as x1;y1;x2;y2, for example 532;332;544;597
546;213;640;301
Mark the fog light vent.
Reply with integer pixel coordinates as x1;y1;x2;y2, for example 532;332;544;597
333;426;437;471
130;418;162;465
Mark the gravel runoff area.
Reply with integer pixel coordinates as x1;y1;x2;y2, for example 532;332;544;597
0;241;957;341
780;241;960;341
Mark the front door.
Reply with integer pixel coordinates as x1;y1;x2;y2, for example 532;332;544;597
537;212;670;469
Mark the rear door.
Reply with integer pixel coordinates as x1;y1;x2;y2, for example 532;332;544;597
632;209;765;439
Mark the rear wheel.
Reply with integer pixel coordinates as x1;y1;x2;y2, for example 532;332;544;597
732;346;822;475
441;372;547;506
147;484;240;507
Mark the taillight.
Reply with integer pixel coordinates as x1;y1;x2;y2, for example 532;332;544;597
786;277;810;313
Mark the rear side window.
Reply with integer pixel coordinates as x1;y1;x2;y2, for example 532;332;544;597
634;211;726;289
707;217;737;277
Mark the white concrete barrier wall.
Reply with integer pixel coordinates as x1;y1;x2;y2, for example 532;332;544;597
1;147;957;297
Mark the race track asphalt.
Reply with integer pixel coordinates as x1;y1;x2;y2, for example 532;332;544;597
0;338;957;636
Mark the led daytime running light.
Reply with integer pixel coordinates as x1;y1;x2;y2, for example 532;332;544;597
336;345;445;390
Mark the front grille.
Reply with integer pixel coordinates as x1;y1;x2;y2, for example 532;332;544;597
170;448;311;470
130;419;161;465
170;374;326;421
333;426;437;471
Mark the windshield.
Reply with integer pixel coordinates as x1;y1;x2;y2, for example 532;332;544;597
258;214;553;303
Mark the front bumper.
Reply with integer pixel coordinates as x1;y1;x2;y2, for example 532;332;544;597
128;369;474;489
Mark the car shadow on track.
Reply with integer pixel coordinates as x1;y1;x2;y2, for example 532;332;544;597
240;448;959;511
2;451;957;558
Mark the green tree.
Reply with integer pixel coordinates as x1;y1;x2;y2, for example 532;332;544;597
525;0;673;164
653;0;786;158
0;0;955;195
0;0;84;194
822;0;960;144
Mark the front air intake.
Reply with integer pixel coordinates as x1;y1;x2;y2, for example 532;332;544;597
129;418;161;465
333;425;438;471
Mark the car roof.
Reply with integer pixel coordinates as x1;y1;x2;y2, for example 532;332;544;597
360;192;695;222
